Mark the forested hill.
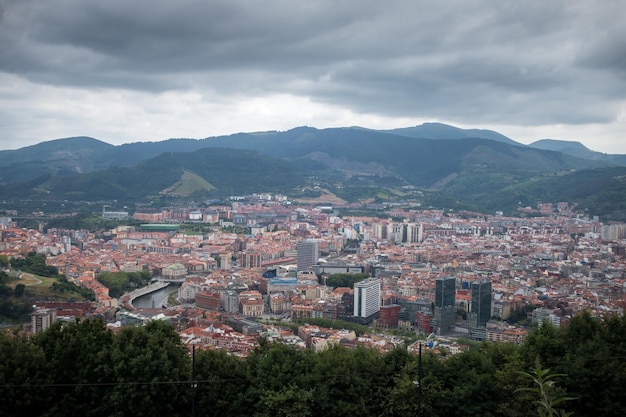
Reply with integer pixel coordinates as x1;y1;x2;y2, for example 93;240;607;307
1;311;625;416
0;147;309;201
0;123;617;184
1;124;625;220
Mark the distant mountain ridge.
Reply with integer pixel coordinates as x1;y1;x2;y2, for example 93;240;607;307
529;138;626;166
3;123;624;176
381;122;521;146
1;123;625;220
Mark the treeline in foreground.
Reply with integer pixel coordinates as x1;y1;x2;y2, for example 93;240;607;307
1;311;625;417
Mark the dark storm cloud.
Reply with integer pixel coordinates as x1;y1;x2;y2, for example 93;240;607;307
0;0;625;131
0;1;370;82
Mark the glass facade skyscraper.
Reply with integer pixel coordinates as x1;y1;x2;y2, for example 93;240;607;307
433;277;456;334
471;280;492;327
435;277;456;308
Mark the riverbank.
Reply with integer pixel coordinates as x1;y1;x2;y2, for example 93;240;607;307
120;282;170;311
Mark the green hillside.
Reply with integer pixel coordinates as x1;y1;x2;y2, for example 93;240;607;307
0;147;309;201
460;166;626;219
0;125;625;220
161;169;216;196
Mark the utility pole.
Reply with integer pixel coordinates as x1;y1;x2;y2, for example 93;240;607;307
413;343;424;416
417;343;423;417
191;345;197;417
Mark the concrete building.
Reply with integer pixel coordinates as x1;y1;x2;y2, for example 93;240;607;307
353;277;381;321
32;308;57;334
416;311;433;334
162;263;187;281
239;290;264;316
220;290;240;313
532;307;562;327
378;304;401;328
195;291;221;311
296;239;318;272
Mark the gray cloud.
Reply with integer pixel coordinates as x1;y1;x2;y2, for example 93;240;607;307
0;0;625;151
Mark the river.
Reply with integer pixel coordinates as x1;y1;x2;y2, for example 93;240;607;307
132;284;177;309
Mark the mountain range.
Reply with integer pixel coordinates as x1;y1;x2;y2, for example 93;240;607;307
1;123;625;220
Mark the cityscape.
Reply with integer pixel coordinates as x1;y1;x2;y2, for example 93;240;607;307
2;1;626;414
5;192;625;356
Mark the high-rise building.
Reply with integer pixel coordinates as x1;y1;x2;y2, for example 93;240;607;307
32;308;57;334
371;222;389;240
296;239;318;272
353;277;381;320
469;280;492;340
433;277;456;334
471;280;492;327
435;277;456;308
389;223;405;244
406;223;423;243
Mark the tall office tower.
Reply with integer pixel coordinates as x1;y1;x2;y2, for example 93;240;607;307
471;280;492;327
433;277;456;334
296;239;319;272
435;277;456;308
353;277;381;320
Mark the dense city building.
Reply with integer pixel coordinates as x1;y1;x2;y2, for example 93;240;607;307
2;194;625;355
31;308;57;334
354;277;382;323
296;239;319;272
433;276;457;335
469;280;492;340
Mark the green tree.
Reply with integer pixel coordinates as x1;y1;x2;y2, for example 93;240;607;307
10;252;59;277
520;320;566;367
106;320;191;417
293;317;370;336
312;345;387;417
255;385;315;417
434;346;501;417
14;283;25;297
97;271;151;298
193;348;248;417
34;318;116;417
0;331;49;416
325;273;369;289
0;270;9;284
97;272;130;298
517;368;574;417
558;312;626;416
521;310;626;416
237;341;317;416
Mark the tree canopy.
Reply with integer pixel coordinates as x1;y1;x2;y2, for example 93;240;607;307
324;272;369;289
97;271;151;298
1;311;626;416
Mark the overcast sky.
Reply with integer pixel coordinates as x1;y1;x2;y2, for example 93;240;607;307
1;0;625;153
